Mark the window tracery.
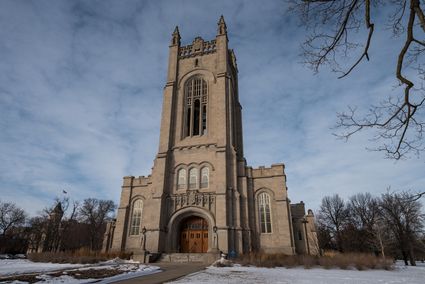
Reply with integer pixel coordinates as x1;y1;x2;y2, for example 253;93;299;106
185;77;208;137
130;200;143;235
258;192;272;233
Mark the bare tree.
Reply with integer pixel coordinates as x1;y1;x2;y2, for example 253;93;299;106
289;0;425;159
317;194;350;251
379;190;424;265
26;216;48;253
0;200;26;236
79;198;115;251
348;193;394;256
349;192;379;229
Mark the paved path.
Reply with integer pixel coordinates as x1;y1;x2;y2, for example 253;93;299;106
112;263;207;284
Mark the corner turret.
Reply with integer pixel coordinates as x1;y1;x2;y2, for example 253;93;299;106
171;26;181;46
217;15;227;35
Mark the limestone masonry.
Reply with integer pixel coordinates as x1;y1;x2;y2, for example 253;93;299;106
103;17;318;260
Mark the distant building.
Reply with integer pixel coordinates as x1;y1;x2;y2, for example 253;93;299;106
27;202;63;253
103;17;318;261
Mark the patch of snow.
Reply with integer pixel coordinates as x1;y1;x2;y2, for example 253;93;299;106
0;259;85;276
170;261;425;284
0;259;161;283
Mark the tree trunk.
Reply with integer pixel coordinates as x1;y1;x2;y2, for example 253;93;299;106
402;250;409;265
409;243;416;266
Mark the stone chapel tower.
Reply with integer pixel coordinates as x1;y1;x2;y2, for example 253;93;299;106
105;17;318;260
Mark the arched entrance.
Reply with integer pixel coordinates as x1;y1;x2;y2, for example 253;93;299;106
180;216;208;253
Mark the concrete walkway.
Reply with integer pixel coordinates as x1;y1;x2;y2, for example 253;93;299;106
112;263;207;284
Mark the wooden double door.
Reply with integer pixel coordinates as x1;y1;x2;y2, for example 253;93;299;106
180;216;208;253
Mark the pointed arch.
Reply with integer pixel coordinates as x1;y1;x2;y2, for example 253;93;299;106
257;192;272;234
129;199;143;235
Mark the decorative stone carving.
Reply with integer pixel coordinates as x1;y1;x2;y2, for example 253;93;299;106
192;37;204;52
179;39;217;58
167;190;215;217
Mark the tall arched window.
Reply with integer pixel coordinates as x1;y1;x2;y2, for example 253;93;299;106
200;167;209;188
185;77;208;137
130;200;143;235
258;192;272;233
177;169;186;189
189;168;198;189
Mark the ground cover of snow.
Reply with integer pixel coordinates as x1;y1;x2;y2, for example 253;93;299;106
0;259;85;276
0;258;160;283
170;261;425;284
32;264;160;284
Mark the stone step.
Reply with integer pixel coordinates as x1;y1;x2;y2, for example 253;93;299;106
132;251;161;263
158;252;220;264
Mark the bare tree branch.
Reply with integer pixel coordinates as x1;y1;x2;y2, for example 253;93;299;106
290;0;425;159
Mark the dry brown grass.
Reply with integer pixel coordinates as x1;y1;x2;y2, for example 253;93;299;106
27;248;132;264
237;252;394;270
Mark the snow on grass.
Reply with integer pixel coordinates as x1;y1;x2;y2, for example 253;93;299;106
170;262;425;284
0;258;161;283
0;259;85;276
31;264;161;284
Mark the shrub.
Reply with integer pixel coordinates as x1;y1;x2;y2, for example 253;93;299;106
236;252;394;270
27;248;132;264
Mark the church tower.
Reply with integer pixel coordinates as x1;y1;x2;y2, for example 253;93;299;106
154;15;246;254
106;17;318;261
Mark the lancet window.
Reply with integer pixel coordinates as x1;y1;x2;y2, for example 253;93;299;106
177;169;186;189
189;168;198;189
200;167;209;188
185;77;208;137
130;200;143;235
258;192;272;233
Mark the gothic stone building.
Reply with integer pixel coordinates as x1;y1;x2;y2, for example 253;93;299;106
103;17;318;259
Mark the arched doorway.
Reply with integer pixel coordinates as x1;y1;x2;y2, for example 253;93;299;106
180;216;208;253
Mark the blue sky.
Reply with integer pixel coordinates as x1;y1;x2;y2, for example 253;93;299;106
1;0;424;216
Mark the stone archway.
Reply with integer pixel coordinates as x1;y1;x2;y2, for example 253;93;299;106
180;216;208;253
166;207;216;253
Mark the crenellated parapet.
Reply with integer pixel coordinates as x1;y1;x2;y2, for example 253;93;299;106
247;163;286;178
179;37;217;59
122;175;152;187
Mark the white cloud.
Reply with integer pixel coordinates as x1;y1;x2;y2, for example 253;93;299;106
0;0;423;216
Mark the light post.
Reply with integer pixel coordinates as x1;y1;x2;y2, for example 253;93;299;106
213;225;218;252
142;226;147;263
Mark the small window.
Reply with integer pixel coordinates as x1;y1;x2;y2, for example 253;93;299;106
200;167;209;188
298;230;303;241
177;169;186;189
130;200;143;235
189;168;198;189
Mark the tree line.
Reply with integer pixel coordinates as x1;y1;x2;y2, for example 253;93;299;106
0;197;115;254
317;191;424;265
